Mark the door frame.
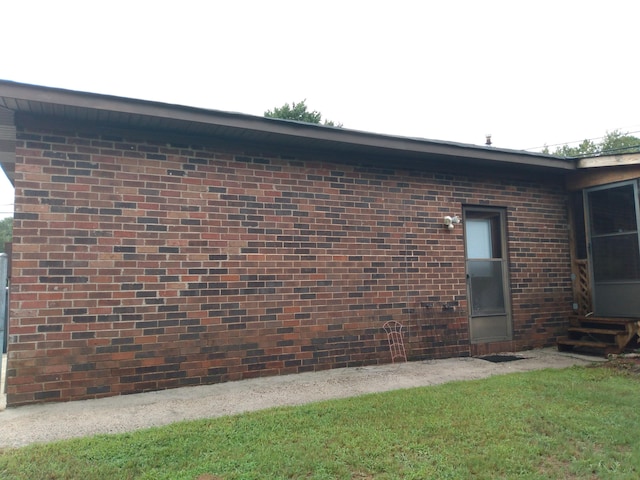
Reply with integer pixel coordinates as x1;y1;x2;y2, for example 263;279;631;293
584;179;640;317
463;206;512;343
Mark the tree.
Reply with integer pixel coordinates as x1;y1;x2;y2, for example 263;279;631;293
265;100;341;127
544;130;640;157
599;130;640;155
0;217;12;253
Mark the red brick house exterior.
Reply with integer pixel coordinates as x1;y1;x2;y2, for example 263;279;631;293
0;81;576;406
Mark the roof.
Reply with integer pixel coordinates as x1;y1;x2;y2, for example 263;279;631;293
0;80;575;184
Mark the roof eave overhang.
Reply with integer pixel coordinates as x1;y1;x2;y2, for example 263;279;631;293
0;80;575;182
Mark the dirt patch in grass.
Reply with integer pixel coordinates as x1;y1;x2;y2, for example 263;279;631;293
597;354;640;376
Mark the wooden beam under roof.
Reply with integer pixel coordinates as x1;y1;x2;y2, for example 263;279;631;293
566;164;640;191
577;152;640;169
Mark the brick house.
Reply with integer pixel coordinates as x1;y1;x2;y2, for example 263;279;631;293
0;80;616;406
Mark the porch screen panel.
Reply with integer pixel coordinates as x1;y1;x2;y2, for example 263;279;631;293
588;183;640;282
586;181;640;316
588;185;637;235
591;235;640;282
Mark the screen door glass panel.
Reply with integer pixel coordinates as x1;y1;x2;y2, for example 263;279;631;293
465;216;506;317
466;219;492;258
467;260;505;315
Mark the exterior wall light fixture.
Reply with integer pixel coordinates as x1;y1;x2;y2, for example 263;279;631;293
443;215;461;230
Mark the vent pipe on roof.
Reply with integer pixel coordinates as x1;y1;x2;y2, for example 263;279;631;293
485;134;492;146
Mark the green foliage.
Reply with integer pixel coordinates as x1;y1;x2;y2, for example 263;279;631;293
265;100;341;127
544;129;640;157
0;217;12;253
1;367;639;479
600;130;640;154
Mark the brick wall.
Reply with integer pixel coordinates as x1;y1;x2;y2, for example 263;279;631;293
6;118;573;405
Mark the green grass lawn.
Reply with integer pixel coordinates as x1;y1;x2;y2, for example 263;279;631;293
1;366;639;479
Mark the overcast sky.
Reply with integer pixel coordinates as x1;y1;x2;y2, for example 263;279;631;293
1;0;639;219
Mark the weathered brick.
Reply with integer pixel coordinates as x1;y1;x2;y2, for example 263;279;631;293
5;119;572;406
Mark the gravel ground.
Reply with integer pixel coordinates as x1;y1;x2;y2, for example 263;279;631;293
0;348;603;449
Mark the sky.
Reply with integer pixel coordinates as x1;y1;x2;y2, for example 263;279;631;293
1;0;639;219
